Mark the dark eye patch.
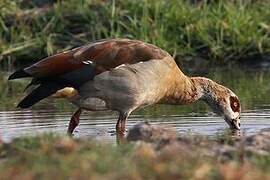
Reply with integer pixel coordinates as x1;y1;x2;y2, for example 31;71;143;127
230;96;240;112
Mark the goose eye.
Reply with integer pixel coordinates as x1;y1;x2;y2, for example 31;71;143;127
230;96;240;112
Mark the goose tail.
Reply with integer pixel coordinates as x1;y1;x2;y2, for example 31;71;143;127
8;69;31;80
17;82;65;108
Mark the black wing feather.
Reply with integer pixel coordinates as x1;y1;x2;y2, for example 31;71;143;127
17;64;96;108
8;69;30;80
17;82;66;108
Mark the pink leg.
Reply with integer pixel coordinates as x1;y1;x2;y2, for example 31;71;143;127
67;108;82;134
116;119;126;134
115;112;128;135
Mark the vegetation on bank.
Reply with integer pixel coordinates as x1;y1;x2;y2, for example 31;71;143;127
1;0;270;67
0;133;269;179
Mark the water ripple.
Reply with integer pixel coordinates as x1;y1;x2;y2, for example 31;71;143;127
0;108;270;142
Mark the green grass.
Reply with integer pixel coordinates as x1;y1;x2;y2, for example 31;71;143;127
0;0;270;66
0;134;269;179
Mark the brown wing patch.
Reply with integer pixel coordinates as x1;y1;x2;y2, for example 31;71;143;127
230;96;240;112
24;50;84;77
24;39;170;79
73;39;169;72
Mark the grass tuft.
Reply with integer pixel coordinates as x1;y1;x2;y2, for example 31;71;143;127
0;0;269;66
0;133;270;179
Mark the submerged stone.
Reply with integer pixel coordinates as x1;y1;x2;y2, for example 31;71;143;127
127;122;270;158
127;122;177;143
245;128;270;155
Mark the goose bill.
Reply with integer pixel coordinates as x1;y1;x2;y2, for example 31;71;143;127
225;117;241;130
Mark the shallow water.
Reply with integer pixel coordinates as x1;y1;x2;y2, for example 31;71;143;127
1;107;270;142
0;68;270;142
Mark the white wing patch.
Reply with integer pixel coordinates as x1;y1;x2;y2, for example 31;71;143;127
114;62;144;69
114;64;126;69
82;60;94;65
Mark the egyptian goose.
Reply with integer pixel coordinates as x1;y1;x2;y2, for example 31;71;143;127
9;39;241;134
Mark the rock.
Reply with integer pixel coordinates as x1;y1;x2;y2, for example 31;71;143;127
127;122;270;159
244;128;270;155
127;122;177;144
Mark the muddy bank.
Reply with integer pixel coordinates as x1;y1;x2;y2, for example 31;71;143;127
127;122;270;160
0;123;269;179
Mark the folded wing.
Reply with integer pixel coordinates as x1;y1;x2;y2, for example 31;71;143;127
8;39;169;108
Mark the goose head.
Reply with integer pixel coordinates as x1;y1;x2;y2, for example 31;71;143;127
205;89;241;130
190;77;241;130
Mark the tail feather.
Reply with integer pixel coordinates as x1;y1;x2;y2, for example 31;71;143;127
17;82;65;108
8;69;31;80
23;79;40;92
